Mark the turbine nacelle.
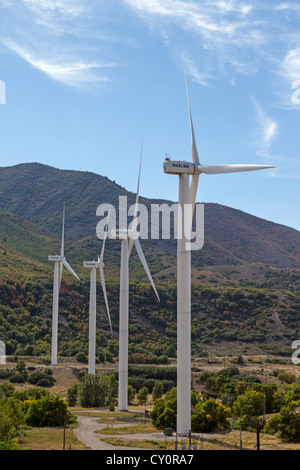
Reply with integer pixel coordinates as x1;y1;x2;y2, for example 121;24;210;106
83;260;102;269
163;158;195;175
48;255;63;261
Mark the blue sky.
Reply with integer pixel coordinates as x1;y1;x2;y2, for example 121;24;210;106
0;0;299;231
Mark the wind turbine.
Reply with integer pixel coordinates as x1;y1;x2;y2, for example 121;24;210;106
48;206;80;366
111;147;160;411
163;71;276;435
83;230;113;375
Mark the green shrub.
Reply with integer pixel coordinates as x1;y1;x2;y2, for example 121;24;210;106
263;401;300;440
0;397;24;448
27;371;55;387
78;373;117;407
9;374;25;384
191;398;230;432
25;395;72;427
75;352;87;363
0;371;13;380
36;378;54;388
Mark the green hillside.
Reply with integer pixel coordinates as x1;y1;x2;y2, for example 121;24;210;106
0;275;299;360
0;162;299;362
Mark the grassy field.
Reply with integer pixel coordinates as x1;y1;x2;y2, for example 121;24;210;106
9;405;300;451
18;425;89;450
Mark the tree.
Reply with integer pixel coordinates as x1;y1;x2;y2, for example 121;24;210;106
106;374;118;405
232;390;264;418
0;397;24;449
166;345;176;358
252;383;283;413
151;387;177;429
283;381;300;405
152;382;164;400
15;360;27;377
67;384;78;407
264;401;300;440
151;398;166;429
128;385;136;405
78;373;116;407
79;373;106;407
25;395;72;427
137;386;149;405
191;398;230;432
160;406;176;429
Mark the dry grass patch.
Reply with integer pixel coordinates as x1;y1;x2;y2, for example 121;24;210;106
100;437;168;450
18;426;89;450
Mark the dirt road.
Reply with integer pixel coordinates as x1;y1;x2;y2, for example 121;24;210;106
73;414;147;450
72;411;218;451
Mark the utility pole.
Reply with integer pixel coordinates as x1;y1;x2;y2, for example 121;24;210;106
63;421;66;450
256;421;260;451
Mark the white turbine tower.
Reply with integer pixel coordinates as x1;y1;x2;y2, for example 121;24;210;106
48;206;80;366
83;231;113;375
111;148;160;411
163;72;276;435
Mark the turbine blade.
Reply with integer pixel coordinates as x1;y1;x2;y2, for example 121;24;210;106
135;143;143;210
184;68;200;165
99;208;111;263
99;231;107;265
129;144;143;258
99;265;113;335
62;258;80;281
59;260;63;291
198;164;276;175
128;237;135;259
134;238;160;301
189;173;199;220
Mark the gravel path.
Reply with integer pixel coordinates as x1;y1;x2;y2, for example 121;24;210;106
73;412;218;451
73;414;147;450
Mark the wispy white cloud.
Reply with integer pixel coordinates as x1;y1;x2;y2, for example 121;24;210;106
0;1;119;88
22;0;90;34
123;0;300;112
252;98;299;179
252;98;279;161
4;39;114;87
122;0;271;87
1;0;299;100
23;0;84;15
274;2;300;15
123;0;257;41
179;53;213;87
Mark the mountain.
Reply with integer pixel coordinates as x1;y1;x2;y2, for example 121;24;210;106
0;162;299;277
0;210;55;279
0;162;135;240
